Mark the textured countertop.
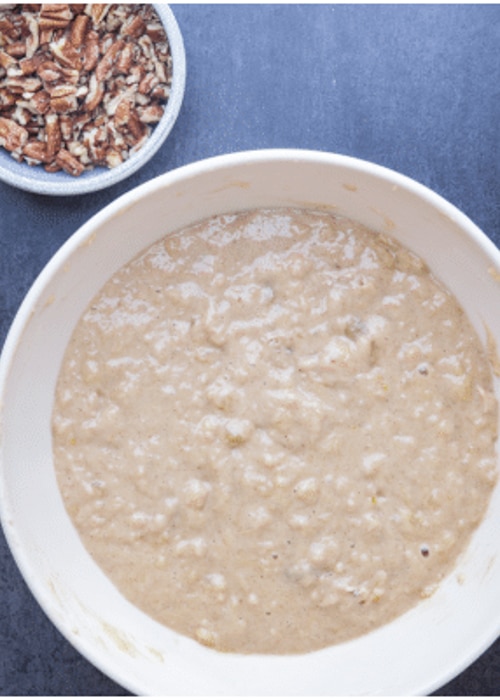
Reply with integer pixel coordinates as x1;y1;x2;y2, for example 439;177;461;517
1;4;499;695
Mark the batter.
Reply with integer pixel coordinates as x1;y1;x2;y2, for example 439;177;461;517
52;208;498;653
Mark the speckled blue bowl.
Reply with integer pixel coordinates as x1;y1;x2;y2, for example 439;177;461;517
0;5;185;196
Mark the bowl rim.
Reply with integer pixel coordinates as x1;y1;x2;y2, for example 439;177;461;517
1;148;499;695
0;4;186;196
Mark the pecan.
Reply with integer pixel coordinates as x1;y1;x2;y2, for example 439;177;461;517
25;14;40;57
5;41;27;58
86;4;110;26
0;87;16;109
30;89;50;114
113;95;131;128
7;76;42;93
57;145;85;173
150;84;170;101
138;73;159;96
153;59;169;84
138;104;164;124
95;39;124;81
121;14;145;39
146;22;166;43
39;4;73;30
19;54;42;75
45;112;61;158
44;160;61;172
0;116;28;151
69;13;88;47
105;148;123;168
39;28;54;46
50;36;82;70
0;50;16;70
115;41;133;73
50;95;77;113
126;107;147;141
38;60;62;83
23;138;50;162
41;4;73;20
49;84;77;113
39;16;72;31
82;29;99;71
84;73;104;111
0;17;17;40
11;105;32;126
47;83;74;98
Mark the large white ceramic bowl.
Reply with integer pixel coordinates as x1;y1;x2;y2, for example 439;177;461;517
1;149;499;695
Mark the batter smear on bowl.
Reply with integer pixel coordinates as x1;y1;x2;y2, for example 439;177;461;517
52;208;498;654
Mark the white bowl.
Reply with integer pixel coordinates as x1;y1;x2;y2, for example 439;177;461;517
1;149;499;695
0;5;186;196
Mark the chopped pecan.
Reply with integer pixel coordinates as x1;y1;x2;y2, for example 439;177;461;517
86;4;110;26
25;14;40;58
0;50;16;70
41;4;73;20
19;54;42;75
146;22;166;43
138;104;164;124
121;14;145;39
95;38;124;81
105;148;123;168
5;41;27;58
50;36;82;70
0;87;16;109
39;28;54;46
39;16;72;31
45;111;61;157
0;116;28;151
69;13;88;47
115;41;133;73
84;73;104;111
7;75;43;93
150;84;170;101
49;84;77;113
44;160;61;172
0;17;17;40
138;73;159;96
23;138;50;162
11;105;31;126
82;28;99;71
56;146;84;175
126;107;147;141
30;88;51;114
59;113;74;141
39;4;73;30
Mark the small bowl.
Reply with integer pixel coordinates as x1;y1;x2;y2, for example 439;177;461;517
0;4;186;196
0;150;499;694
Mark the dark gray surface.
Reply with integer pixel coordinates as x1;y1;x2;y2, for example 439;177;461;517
1;4;499;695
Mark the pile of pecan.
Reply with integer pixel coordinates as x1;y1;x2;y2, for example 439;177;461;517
0;4;173;176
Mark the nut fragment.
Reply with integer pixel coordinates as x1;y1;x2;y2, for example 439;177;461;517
0;116;28;151
0;4;173;176
23;139;50;162
55;146;84;175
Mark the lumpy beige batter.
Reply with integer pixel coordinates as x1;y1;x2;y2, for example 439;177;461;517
52;208;498;654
